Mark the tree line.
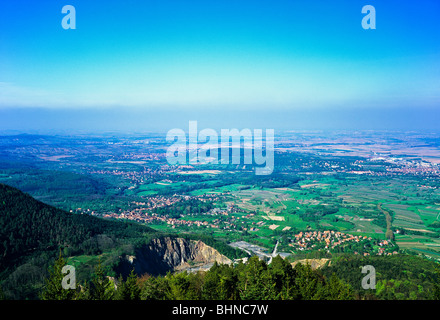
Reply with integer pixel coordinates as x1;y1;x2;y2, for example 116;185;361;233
321;253;440;300
38;254;354;300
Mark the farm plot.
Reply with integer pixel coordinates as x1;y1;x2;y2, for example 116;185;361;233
417;207;440;226
383;203;426;231
233;188;288;215
396;234;440;256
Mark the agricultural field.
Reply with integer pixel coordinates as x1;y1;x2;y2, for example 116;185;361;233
142;170;439;258
0;131;439;261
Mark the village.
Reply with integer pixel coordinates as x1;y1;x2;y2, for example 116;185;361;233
96;193;246;231
290;230;398;256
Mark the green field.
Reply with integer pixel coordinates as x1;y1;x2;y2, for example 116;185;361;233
188;183;244;196
1;133;439;261
128;172;440;259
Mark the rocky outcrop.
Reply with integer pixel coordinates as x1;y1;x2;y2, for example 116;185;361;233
291;258;330;270
117;237;231;277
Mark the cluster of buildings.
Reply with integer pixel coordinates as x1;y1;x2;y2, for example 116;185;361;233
369;157;440;177
89;166;166;185
101;205;229;230
375;241;398;256
98;195;185;220
295;156;440;178
291;230;368;250
99;193;236;230
289;230;397;256
343;158;440;177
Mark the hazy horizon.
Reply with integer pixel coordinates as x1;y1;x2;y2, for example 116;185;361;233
1;106;440;135
0;1;439;133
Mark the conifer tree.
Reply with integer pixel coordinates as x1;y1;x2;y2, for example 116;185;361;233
269;255;299;299
322;273;354;300
432;266;440;300
238;256;276;299
40;252;78;300
116;270;140;300
293;262;323;300
89;259;115;300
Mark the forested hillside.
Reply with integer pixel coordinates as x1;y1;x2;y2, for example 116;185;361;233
0;183;159;269
1;183;440;301
0;183;245;299
38;254;354;300
321;254;440;300
0;183;164;299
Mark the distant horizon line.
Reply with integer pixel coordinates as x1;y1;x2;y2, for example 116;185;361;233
1;105;440;132
1;128;440;136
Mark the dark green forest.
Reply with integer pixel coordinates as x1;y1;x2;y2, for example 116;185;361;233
0;183;243;299
38;254;354;301
36;253;440;301
321;254;440;300
1;182;440;301
0;183;160;267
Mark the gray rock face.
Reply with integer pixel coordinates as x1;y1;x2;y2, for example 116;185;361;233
117;237;231;277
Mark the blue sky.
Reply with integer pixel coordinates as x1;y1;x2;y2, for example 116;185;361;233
0;0;439;131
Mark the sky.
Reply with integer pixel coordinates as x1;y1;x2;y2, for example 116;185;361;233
0;0;439;132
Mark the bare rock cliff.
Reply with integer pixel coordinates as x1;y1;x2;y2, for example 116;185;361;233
117;237;231;277
291;258;330;270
